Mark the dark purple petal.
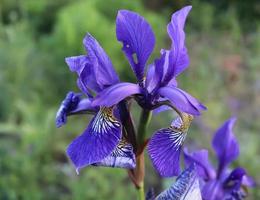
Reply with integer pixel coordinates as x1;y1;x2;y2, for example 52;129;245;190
156;164;202;200
202;180;224;200
56;92;96;128
116;10;155;82
223;167;246;192
145;53;165;93
93;140;136;169
146;188;155;200
79;62;101;93
92;82;141;107
158;86;206;115
148;127;187;177
66;107;121;173
83;33;119;87
66;55;100;94
184;148;216;181
212;118;239;176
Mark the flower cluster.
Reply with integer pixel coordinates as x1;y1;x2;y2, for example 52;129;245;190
55;5;253;200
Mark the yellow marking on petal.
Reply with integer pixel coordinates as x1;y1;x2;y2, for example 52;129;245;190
171;113;193;132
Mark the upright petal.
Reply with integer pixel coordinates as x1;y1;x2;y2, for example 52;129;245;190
66;107;121;173
83;33;119;87
145;53;165;93
92;82;141;107
66;55;100;93
56;92;96;128
161;6;192;85
93;140;136;169
156;164;202;200
184;149;216;181
158;86;206;116
116;10;155;82
212;118;239;176
148;127;186;177
202;180;224;200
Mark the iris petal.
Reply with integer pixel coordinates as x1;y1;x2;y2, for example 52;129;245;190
83;33;119;87
92;82;141;107
146;188;155;200
93;140;136;169
212;117;239;176
159;86;206;116
156;164;202;200
116;10;155;82
56;92;95;128
184;149;216;181
161;6;191;85
148;125;187;177
66;107;121;174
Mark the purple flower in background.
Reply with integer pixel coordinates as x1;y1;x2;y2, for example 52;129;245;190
56;34;136;173
146;164;202;200
184;118;255;200
92;6;206;116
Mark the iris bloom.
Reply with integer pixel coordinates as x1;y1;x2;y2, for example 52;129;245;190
56;34;136;173
184;118;254;200
56;6;206;177
91;6;206;177
146;164;202;200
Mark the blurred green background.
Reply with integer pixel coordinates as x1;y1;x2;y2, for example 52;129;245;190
0;0;259;199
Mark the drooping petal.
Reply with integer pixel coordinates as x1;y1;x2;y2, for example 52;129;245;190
175;88;207;111
66;107;121;173
156;164;202;200
116;10;155;82
148;127;187;177
92;82;141;107
158;86;206;115
93;140;136;169
184;149;216;181
146;188;155;200
56;92;96;128
83;33;119;87
212;118;239;176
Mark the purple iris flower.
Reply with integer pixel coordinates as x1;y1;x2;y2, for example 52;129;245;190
90;5;206;178
184;117;255;200
146;164;202;200
92;6;206;116
56;34;136;173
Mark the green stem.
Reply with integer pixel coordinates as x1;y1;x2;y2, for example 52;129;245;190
137;109;152;145
134;109;152;200
137;182;145;200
